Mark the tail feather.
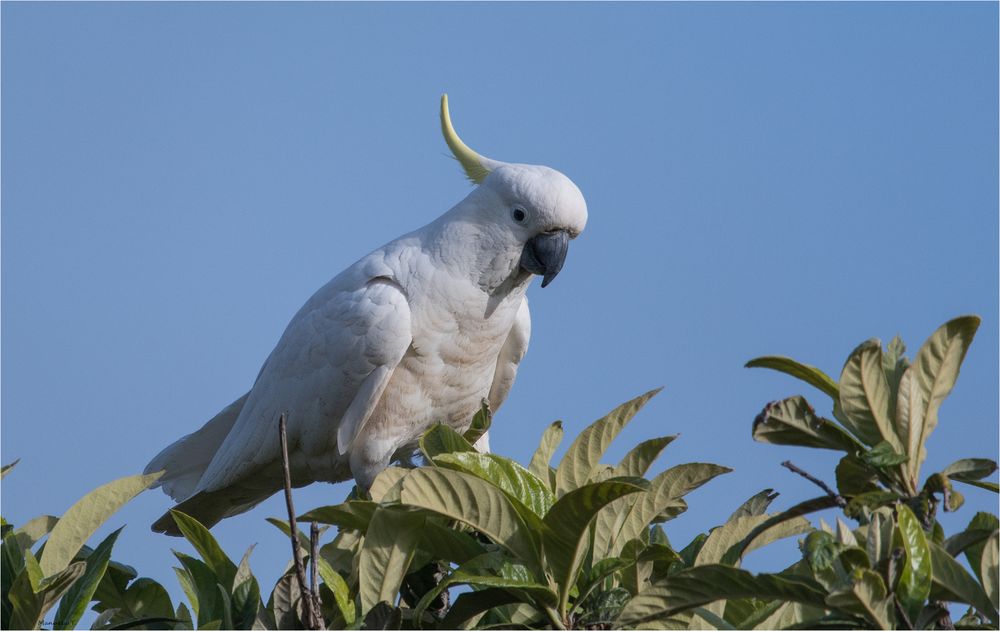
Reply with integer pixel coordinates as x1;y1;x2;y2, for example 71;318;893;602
151;487;268;536
145;393;249;519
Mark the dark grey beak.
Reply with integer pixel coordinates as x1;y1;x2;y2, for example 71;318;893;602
520;230;570;288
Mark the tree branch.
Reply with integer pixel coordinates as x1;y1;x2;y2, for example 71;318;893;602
781;460;847;507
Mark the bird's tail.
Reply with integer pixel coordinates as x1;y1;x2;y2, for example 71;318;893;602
151;486;269;536
144;393;249;521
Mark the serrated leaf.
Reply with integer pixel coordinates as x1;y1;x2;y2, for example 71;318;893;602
896;504;931;623
40;472;161;578
420;423;475;461
839;340;903;450
610;463;731;558
612;435;678;478
615;565;828;627
528;421;564;486
942;459;999;482
543;479;646;610
752;396;862;452
555;389;661;495
929;540;998;625
896;316;980;486
745;356;840;400
358;506;425;612
53;528;122;630
399;467;543;574
169;510;238;591
434;451;554;516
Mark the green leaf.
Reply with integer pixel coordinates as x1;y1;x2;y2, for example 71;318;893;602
358;506;425;613
944;528;995;558
368;466;409;503
39;472;162;578
964;513;1000;583
542;479;646;610
434;451;555;516
982;531;999;614
896;315;980;485
555;388;661;495
836;455;879;496
416;518;487;565
362;601;401;630
122;577;175;620
955;479;999;493
399;467;543;574
614;565;828;627
845;491;899;520
612;463;731;556
612;435;678;478
173;552;223;626
839;340;904;450
862;441;908;467
730;496;839;563
702;512;812;568
268;572;305;631
463;400;492;446
440;588;524;630
727;489;779;521
752;396;862;452
168;510;238;591
53;528;122;630
942;459;999;482
420;423;475;461
1;459;20;480
745;356;840;400
296;500;377;534
929;540;998;625
317;557;355;626
528;421;564;486
896;504;931;623
825;569;894;629
12;515;60;552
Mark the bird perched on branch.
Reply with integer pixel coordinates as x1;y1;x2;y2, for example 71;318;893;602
146;95;588;535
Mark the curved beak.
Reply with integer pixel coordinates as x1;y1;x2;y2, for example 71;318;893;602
520;230;571;288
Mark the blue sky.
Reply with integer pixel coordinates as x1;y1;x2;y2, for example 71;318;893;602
3;1;997;621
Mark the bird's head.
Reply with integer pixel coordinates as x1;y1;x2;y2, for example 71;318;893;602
441;94;588;288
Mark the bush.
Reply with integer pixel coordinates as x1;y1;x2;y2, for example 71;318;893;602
2;315;997;629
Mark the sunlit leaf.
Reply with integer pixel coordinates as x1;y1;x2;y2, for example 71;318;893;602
839;340;903;452
942;459;999;482
982;531;999;614
169;510;238;591
612;435;678;478
752;396;862;452
896;316;980;484
317;556;355;626
528;421;564;486
434;451;554;516
53;528;122;630
727;489;779;521
359;506;424;613
39;472;161;579
420;424;475;461
555;388;661;496
463;400;492;447
369;466;409;503
745;356;839;400
896;504;931;623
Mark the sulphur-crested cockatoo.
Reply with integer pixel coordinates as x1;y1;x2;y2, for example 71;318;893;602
146;95;587;534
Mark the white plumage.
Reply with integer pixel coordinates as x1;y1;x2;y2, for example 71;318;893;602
145;96;587;534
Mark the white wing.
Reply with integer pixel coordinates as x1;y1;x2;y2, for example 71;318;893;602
193;272;412;495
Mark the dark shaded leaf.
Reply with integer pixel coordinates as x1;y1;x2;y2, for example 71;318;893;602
296;501;377;534
420;424;475;461
53;528;122;630
753;396;862;452
363;601;401;630
836;455;880;496
169;510;238;591
942;459;999;482
463;400;492;446
727;489;779;521
929;541;998;625
863;441;908;467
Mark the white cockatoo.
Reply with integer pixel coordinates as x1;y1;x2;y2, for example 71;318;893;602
146;95;587;534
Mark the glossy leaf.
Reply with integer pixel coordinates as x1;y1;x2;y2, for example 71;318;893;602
555;388;661;495
169;510;238;591
752;396;861;452
434;451;554;516
419;423;475;461
317;556;355;626
40;472;161;578
896;504;931;623
359;506;425;613
896;315;980;484
399;467;543;573
745;356;839;400
463;400;492;446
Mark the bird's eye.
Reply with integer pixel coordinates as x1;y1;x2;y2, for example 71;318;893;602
512;207;527;223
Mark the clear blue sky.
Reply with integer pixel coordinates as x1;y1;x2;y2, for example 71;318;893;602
3;1;997;621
